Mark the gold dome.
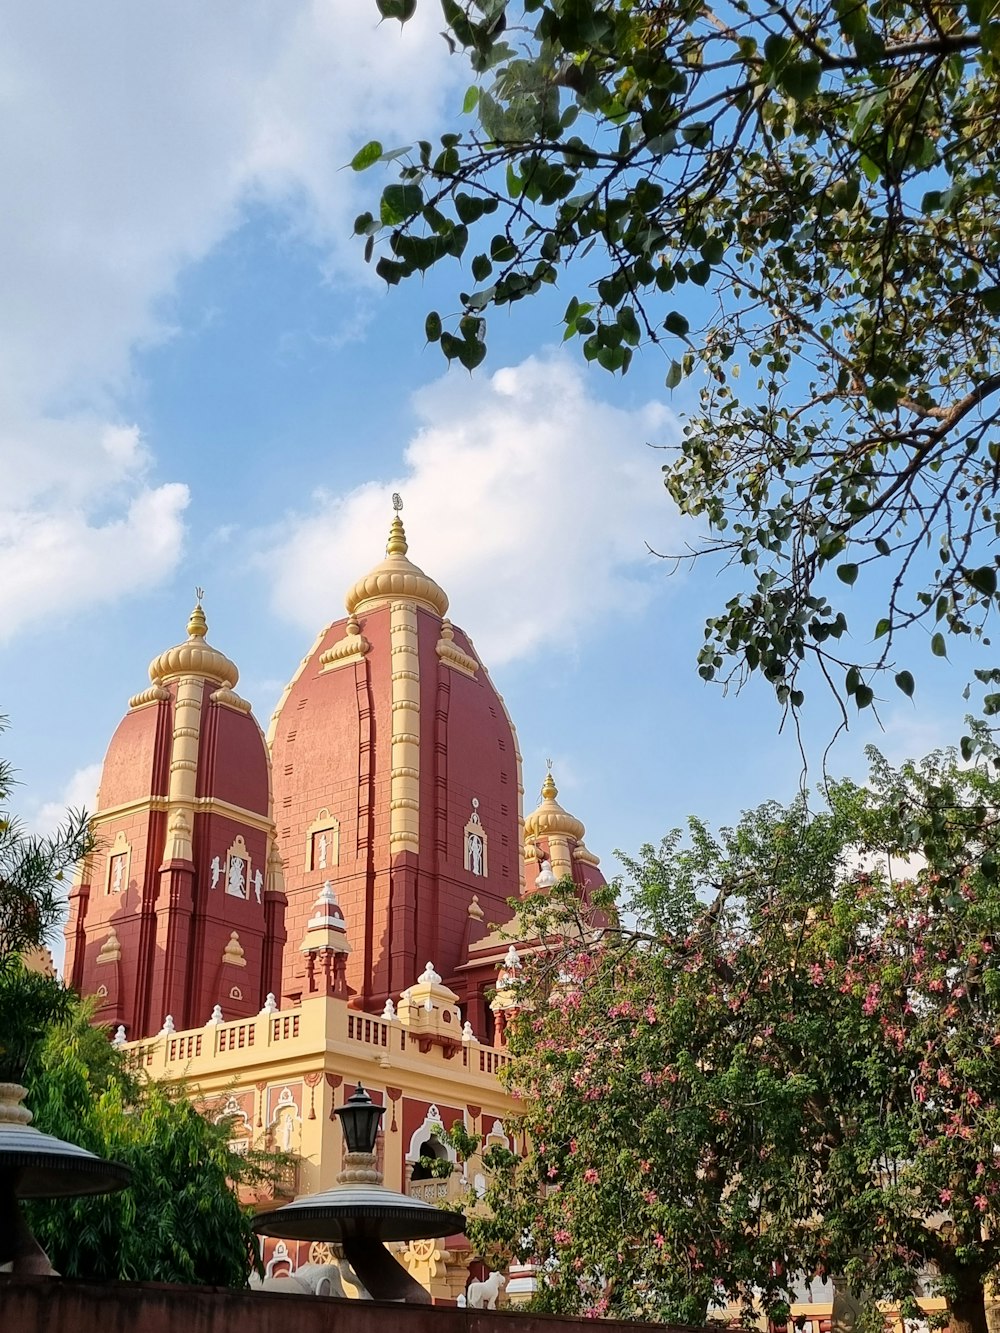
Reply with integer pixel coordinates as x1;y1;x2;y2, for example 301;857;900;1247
148;601;239;688
524;771;586;842
344;515;449;619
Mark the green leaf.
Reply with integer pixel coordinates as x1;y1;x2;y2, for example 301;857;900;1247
425;311;442;343
462;85;480;115
350;140;383;172
868;383;899;412
666;360;683;390
779;60;822;99
836;563;859;585
874;618;891;639
931;632;947;657
968;565;998;596
855;684;874;709
471;253;493;282
664;311;690;338
981;287;1000;314
376;0;417;20
895;670;914;697
380;184;424;225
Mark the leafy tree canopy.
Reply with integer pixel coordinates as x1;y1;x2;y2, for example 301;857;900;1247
362;1;1000;732
17;980;285;1286
467;745;1000;1333
0;718;89;970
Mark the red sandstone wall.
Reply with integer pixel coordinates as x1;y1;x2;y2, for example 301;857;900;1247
0;1277;683;1332
72;684;278;1037
270;605;522;1014
270;608;392;1004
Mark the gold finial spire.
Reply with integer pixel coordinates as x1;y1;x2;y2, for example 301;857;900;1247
386;514;408;556
187;587;208;640
541;771;557;801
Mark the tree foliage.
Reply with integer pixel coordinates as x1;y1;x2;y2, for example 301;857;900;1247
0;717;90;970
18;983;284;1286
467;747;1000;1333
364;1;1000;728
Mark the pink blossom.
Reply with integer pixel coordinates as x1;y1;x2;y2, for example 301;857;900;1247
654;1233;666;1249
554;1228;571;1244
547;1165;558;1179
644;1189;658;1204
583;1167;599;1184
976;1195;989;1212
939;1189;952;1204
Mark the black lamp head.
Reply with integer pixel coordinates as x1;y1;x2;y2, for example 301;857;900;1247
334;1082;386;1154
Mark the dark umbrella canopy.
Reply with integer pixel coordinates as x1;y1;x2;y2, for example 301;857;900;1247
253;1184;465;1244
0;1120;131;1198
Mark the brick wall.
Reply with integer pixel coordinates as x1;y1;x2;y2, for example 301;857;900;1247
0;1276;685;1333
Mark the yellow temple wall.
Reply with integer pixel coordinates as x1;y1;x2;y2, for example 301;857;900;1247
126;993;516;1200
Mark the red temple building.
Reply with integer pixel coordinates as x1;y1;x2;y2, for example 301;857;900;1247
62;510;606;1302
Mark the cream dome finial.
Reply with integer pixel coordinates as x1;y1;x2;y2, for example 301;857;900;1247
146;591;240;689
187;586;208;639
386;514;408;556
343;499;449;619
524;765;586;842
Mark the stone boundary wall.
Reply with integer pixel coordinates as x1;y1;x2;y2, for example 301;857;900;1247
0;1276;688;1333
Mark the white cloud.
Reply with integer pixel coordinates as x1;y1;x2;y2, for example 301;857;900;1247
0;2;457;639
28;761;103;836
262;352;681;664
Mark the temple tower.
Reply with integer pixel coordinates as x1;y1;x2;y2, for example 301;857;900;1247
268;512;524;1012
65;599;286;1036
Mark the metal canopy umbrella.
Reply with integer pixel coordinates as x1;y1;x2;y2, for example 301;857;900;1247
253;1082;465;1303
0;1082;131;1273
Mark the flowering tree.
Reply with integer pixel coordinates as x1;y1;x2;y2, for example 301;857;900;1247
362;2;1000;730
469;746;1000;1331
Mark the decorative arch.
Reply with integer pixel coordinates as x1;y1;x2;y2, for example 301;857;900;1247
214;1093;252;1134
406;1104;458;1165
484;1118;512;1151
105;830;131;895
463;799;488;877
268;1085;302;1154
265;1240;293;1279
225;835;251;899
305;808;340;872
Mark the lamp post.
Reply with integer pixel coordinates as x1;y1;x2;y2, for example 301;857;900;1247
253;1081;465;1303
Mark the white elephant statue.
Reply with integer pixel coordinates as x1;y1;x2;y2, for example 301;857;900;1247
250;1261;364;1298
467;1270;506;1309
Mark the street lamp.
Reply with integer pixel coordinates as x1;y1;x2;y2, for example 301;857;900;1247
334;1083;385;1155
254;1079;465;1302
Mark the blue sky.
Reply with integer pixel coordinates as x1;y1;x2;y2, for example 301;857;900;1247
0;3;980;916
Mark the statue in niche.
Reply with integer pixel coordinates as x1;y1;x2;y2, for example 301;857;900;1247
111;856;124;893
317;831;328;869
253;869;263;903
468;832;484;876
210;856;222;889
227;856;246;898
